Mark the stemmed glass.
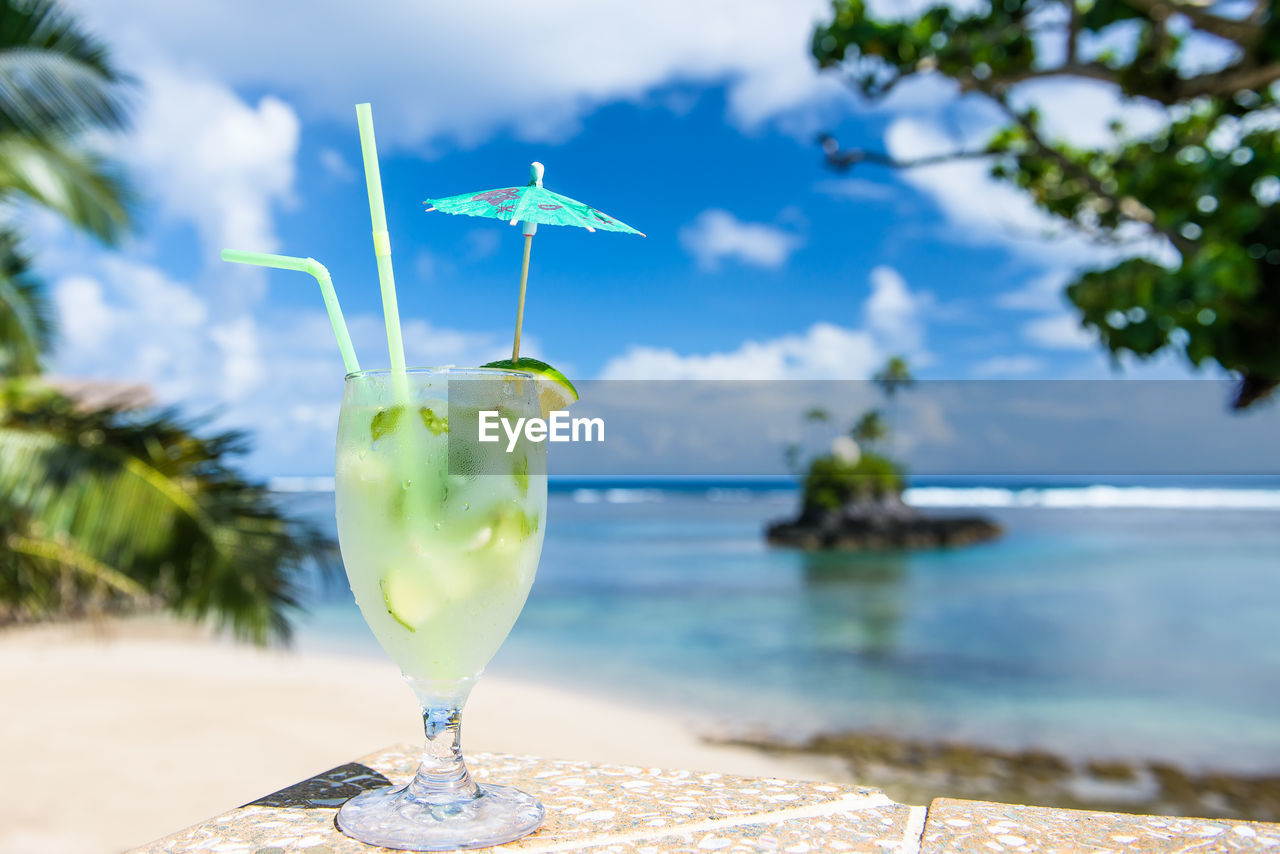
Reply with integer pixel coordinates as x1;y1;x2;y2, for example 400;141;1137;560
332;367;547;850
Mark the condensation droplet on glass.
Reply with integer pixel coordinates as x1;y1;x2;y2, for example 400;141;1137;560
463;503;470;511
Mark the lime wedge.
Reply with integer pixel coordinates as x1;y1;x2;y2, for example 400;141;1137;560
480;357;578;414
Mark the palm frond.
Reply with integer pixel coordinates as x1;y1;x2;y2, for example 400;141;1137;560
0;382;338;643
0;0;130;136
6;532;148;596
0;132;131;242
0;519;152;624
0;229;51;373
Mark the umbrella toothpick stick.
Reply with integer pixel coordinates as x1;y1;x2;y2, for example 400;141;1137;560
513;222;535;362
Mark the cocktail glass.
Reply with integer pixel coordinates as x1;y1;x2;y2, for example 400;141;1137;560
333;366;547;850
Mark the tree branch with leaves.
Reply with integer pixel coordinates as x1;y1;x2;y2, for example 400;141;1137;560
814;0;1280;407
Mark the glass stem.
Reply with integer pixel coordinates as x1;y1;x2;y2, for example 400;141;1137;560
407;706;480;804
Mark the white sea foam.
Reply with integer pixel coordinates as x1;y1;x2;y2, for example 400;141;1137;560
269;478;1280;511
904;486;1280;510
604;488;664;504
572;488;665;504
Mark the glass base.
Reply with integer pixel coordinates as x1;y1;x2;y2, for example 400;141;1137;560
336;782;544;851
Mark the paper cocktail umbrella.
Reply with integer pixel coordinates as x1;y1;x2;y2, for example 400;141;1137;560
425;163;643;361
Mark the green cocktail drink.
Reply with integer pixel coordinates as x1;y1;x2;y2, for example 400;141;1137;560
333;365;550;850
335;366;545;694
225;101;630;854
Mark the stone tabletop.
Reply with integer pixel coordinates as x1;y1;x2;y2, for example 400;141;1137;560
921;798;1280;853
132;745;1280;853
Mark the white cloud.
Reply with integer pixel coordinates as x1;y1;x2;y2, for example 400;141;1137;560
600;265;928;379
598;322;881;380
865;0;986;18
349;315;516;370
69;0;845;149
885;116;1081;261
46;67;296;444
51;259;211;403
40;63;521;475
679;209;803;271
1000;273;1104;359
123;64;300;262
318;147;354;181
53;276;116;352
971;355;1046;377
1008;78;1167;149
996;270;1072;312
51;254;523;472
865;265;926;355
814;178;896;202
1023;313;1095;350
208;316;262;401
880;77;1176;270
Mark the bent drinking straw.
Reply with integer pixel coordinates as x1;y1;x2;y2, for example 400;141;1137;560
220;249;360;375
355;103;408;400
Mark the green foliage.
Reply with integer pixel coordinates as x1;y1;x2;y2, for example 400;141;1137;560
0;0;335;641
803;451;905;511
0;0;131;137
815;0;1280;407
784;442;804;474
0;131;132;243
851;409;888;445
873;356;914;399
793;358;915;509
0;230;52;375
0;381;336;642
0;0;132;376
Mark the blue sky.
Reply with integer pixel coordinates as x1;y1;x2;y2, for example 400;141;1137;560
31;0;1239;475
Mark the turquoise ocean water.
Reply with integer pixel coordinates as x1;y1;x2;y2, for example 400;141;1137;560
282;483;1280;773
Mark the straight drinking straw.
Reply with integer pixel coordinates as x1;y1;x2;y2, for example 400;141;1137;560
355;103;409;400
220;249;360;375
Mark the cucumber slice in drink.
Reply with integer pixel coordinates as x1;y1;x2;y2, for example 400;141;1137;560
379;570;437;631
486;509;541;554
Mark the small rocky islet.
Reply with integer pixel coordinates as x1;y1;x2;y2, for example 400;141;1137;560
765;452;1000;551
766;493;1001;550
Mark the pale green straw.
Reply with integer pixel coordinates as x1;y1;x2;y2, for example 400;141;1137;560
220;249;360;375
355;103;408;400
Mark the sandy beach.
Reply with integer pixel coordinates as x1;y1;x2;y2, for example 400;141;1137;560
0;618;842;854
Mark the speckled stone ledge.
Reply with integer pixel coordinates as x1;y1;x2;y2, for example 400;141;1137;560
921;797;1280;853
131;746;1280;853
131;746;913;853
